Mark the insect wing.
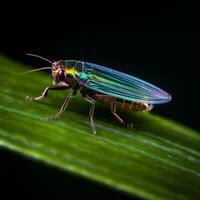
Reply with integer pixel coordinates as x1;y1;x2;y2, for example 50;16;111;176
80;62;171;104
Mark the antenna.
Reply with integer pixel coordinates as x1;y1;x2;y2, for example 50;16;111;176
26;53;53;64
22;67;52;74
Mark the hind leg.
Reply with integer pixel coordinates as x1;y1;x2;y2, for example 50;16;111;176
111;98;125;125
94;94;125;125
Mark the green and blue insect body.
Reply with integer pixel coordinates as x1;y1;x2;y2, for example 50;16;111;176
26;55;172;134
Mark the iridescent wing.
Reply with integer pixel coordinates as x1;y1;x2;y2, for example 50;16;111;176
76;61;171;104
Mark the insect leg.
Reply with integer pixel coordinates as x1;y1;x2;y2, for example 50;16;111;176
84;95;96;134
26;82;70;101
48;90;75;120
111;98;125;125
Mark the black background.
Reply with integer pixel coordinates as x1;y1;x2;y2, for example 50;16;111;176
1;1;200;199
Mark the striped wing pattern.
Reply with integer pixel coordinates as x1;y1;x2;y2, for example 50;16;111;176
79;62;171;104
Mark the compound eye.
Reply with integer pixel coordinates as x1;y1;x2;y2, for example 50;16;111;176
58;69;66;81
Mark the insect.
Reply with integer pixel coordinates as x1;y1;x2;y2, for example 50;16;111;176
25;54;172;134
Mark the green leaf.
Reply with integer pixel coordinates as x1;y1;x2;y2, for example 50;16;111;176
0;55;200;200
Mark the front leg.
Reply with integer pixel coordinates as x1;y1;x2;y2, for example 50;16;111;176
26;82;70;101
48;90;75;120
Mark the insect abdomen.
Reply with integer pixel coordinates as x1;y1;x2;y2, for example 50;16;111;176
117;100;153;112
94;94;153;112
